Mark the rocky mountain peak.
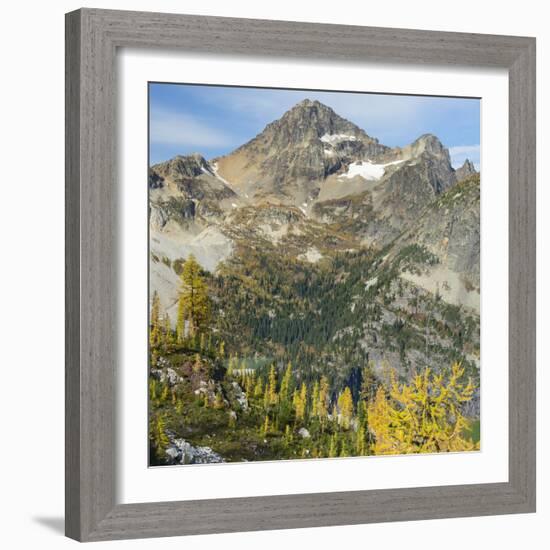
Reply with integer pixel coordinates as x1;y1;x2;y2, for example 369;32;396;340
285;98;338;120
153;153;212;181
213;99;391;205
455;158;478;182
260;98;368;147
296;98;321;108
463;158;476;170
410;134;447;156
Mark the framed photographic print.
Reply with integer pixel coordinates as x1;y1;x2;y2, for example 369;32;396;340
65;8;536;542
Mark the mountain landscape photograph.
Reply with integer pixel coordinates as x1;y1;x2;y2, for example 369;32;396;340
148;84;481;466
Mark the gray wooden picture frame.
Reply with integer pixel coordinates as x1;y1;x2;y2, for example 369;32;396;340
65;8;536;542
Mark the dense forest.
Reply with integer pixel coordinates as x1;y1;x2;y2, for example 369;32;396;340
149;248;480;465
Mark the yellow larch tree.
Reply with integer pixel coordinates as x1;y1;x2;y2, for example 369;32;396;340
293;382;308;422
264;365;278;408
337;386;354;430
253;377;264;399
261;415;270;436
163;313;173;350
367;363;478;455
176;254;211;340
149;291;162;349
317;376;330;425
150;290;160;328
279;362;293;404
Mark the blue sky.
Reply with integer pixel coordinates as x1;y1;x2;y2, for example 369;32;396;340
149;83;480;169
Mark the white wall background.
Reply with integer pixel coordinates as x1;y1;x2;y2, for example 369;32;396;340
0;0;546;548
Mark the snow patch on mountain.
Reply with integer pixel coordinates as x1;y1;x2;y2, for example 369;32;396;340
320;133;357;144
339;159;405;181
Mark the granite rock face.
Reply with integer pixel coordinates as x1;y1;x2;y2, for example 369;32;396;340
165;437;224;465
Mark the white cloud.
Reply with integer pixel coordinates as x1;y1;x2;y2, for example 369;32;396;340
150;106;234;149
448;145;481;170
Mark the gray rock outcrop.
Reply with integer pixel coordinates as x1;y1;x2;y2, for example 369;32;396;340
165;437;224;465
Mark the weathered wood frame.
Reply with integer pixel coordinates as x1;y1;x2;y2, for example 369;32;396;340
65;8;536;542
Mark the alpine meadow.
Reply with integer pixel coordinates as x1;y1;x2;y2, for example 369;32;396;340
148;85;481;466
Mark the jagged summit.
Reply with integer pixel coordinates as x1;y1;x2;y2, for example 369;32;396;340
296;98;321;107
148;151;237;214
151;153;212;181
150;99;463;220
392;133;450;161
455;158;478;182
412;133;446;153
260;98;381;148
286;98;324;112
213;99;390;204
149;99;463;235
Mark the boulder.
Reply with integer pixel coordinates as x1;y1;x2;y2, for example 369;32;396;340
165;437;224;465
298;427;311;439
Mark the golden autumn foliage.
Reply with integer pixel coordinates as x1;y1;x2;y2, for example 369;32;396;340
367;363;478;455
280;362;293;404
264;365;279;407
176;254;211;341
163;313;173;349
253;377;264;398
317;376;330;422
262;415;270;435
337;387;354;430
149;291;162;349
150;414;170;460
293;382;308;422
245;372;255;396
